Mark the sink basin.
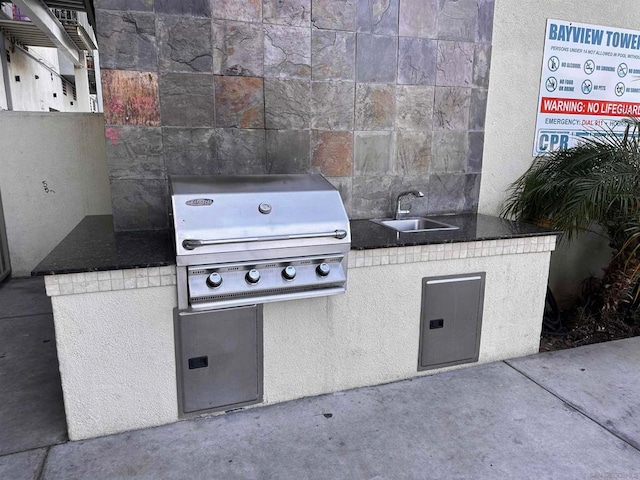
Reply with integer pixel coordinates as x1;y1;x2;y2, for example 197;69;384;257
370;217;459;233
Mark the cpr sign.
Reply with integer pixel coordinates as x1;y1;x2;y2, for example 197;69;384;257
534;19;640;155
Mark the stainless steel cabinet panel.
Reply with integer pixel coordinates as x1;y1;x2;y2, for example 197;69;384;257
418;273;485;370
175;305;263;415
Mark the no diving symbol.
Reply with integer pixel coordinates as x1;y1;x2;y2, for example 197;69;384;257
548;56;559;72
581;79;593;94
546;77;557;92
618;63;628;78
615;82;625;97
584;59;595;75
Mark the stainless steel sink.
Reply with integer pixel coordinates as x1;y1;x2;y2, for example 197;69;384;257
370;217;459;233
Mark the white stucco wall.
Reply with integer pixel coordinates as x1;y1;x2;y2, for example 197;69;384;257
48;240;553;440
51;286;179;440
480;0;639;300
0;112;112;276
263;249;551;405
481;0;640;215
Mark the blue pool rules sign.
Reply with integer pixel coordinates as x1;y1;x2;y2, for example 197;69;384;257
534;19;640;155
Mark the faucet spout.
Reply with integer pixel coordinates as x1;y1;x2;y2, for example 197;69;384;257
395;190;424;220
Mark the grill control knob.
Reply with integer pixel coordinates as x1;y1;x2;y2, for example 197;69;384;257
206;272;223;289
282;265;296;280
246;269;261;284
316;263;331;277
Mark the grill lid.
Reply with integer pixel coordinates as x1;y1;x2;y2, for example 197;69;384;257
170;175;350;258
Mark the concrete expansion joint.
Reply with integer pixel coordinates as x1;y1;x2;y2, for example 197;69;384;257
503;360;640;454
35;447;50;480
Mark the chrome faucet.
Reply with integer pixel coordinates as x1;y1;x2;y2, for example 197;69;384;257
395;190;424;220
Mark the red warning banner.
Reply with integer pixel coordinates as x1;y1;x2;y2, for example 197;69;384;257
540;97;640;116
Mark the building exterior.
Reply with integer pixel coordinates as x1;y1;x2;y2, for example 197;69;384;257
0;1;100;112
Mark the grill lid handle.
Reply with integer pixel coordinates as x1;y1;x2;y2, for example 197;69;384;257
182;229;348;250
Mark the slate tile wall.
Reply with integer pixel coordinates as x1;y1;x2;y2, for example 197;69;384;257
96;0;494;231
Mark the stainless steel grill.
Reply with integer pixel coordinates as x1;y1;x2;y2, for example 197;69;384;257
170;175;351;311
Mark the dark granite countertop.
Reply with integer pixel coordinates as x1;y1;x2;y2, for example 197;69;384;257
32;214;558;276
350;213;559;250
32;215;174;276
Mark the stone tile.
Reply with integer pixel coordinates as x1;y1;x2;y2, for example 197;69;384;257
464;173;481;211
311;0;356;31
263;0;310;26
0;449;47;480
264;78;311;129
311;82;355;130
398;0;437;38
212;20;264;77
356;34;397;83
159;73;214;127
354;83;395;130
354;131;393;176
162;128;218;175
437;0;478;42
95;10;156;71
469;88;488;131
157;15;212;73
155;0;210;16
397;37;437;86
395;131;430;175
430;130;467;174
311;30;356;81
311;130;353;176
210;0;262;21
396;85;434;131
110;179;168;231
427;173;478;214
214;76;265;128
326;176;353;216
215;129;267;174
473;44;491;88
264;25;311;79
435;41;474;87
433;86;470;130
476;0;495;44
105;126;164;180
467;131;484;173
102;70;160;126
356;0;398;35
94;0;153;11
266;130;311;173
352;175;392;218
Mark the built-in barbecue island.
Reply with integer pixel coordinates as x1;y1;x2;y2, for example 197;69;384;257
33;176;557;440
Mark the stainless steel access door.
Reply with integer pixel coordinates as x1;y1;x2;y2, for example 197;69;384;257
175;305;263;415
418;273;485;371
0;190;10;281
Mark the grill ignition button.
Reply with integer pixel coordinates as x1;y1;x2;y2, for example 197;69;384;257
246;269;261;284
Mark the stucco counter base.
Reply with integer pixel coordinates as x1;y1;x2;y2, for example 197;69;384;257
45;236;556;440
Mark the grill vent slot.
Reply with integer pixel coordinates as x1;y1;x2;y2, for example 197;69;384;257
191;285;325;303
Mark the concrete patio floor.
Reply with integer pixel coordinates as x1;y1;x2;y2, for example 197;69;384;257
1;277;639;479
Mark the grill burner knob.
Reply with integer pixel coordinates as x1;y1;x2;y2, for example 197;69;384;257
246;269;261;284
316;263;331;277
206;272;223;289
282;265;296;280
